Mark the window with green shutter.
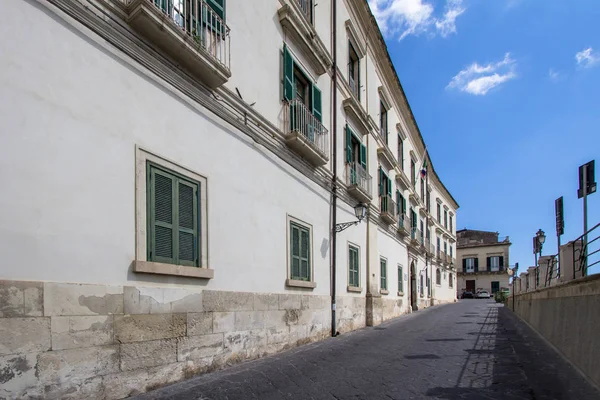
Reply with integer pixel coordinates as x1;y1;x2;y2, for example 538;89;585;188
398;265;403;293
380;258;387;290
282;45;322;120
349;245;359;287
290;222;311;281
147;162;200;267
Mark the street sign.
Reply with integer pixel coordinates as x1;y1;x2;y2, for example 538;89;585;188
578;160;596;199
555;196;564;236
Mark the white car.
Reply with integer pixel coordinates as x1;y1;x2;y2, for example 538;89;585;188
477;291;491;299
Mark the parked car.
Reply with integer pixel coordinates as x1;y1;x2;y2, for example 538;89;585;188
477;290;491;299
461;291;474;299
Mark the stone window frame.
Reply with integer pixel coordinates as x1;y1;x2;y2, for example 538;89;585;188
134;146;213;279
435;268;442;286
397;264;404;295
380;256;389;294
285;214;316;289
347;242;362;293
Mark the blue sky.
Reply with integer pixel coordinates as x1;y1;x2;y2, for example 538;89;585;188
369;0;600;274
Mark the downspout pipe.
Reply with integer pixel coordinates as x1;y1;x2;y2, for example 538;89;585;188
331;0;338;337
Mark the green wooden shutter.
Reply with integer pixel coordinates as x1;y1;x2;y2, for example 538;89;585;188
486;257;491;271
463;258;467;272
312;85;322;122
177;180;198;266
359;143;367;171
206;0;225;19
499;256;504;270
290;223;301;279
474;258;479;272
155;0;172;13
357;58;361;101
387;178;392;198
396;190;401;214
149;166;176;265
283;45;294;101
345;125;352;164
378;167;383;196
300;227;310;280
402;196;406;216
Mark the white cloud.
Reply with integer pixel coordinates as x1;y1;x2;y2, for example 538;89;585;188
548;69;559;82
575;47;600;68
368;0;465;40
447;53;517;95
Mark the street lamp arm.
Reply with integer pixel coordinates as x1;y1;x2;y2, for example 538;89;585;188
334;221;359;233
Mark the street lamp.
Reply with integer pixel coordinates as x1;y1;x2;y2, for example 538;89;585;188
533;229;546;288
335;203;368;232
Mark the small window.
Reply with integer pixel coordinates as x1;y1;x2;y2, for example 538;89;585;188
147;162;200;267
348;245;360;288
398;265;403;293
436;269;441;285
464;257;477;273
380;258;387;291
289;220;312;282
449;273;454;288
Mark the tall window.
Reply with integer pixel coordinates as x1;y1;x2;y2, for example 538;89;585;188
380;101;388;144
398;265;404;293
487;256;504;272
436;268;441;285
420;273;424;295
449;215;453;232
437;203;441;223
437;237;441;255
398;135;404;170
426;191;431;212
444;210;448;229
464;257;477;273
290;221;311;281
379;167;392;214
449;273;454;288
450;245;453;259
380;258;387;291
345;125;367;181
444;241;447;255
420;178;425;200
147;162;201;267
348;245;359;288
348;42;360;100
283;45;322;121
411;160;416;188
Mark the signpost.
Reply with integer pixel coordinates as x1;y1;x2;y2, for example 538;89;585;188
578;160;596;275
555;196;564;277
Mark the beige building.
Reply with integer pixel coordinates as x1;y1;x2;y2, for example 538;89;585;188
457;229;510;295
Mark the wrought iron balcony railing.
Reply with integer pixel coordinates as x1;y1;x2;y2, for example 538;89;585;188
379;194;397;224
137;0;230;69
283;98;329;165
411;228;422;245
346;162;372;199
398;213;410;235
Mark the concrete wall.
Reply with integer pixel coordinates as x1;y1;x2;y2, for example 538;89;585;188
509;274;600;390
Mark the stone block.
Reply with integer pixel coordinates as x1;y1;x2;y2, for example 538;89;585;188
263;310;288;329
0;280;43;317
114;314;186;343
234;311;265;331
44;282;123;316
202;290;254;312
266;326;290;345
278;294;301;310
124;286;203;314
289;325;308;343
0;317;51;355
305;295;329;310
177;333;224;362
253;293;279;311
187;312;213;336
102;362;185;399
224;330;267;355
0;352;41;399
51;315;113;350
37;345;119;384
213;312;234;333
43;376;104;399
120;339;177;371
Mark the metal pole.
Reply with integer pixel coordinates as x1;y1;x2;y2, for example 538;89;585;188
330;0;338;337
583;166;588;276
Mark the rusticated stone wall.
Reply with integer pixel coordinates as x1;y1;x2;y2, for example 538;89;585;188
0;280;347;399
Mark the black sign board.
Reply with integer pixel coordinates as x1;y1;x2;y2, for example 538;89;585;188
555;196;564;236
578;160;596;198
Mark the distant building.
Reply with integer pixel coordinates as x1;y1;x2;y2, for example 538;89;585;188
456;229;511;295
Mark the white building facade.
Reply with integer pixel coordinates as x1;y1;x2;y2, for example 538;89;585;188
0;0;458;397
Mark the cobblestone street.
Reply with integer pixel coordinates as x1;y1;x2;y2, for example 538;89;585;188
135;301;599;399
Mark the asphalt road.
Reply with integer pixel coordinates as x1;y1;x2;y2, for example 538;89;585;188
135;300;600;399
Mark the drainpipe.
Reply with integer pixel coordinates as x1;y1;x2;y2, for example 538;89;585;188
330;0;338;337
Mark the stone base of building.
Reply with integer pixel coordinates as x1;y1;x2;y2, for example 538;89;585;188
0;280;349;399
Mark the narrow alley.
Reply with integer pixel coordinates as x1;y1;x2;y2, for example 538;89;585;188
135;301;599;399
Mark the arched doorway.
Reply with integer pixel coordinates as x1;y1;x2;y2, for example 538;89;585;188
410;261;418;311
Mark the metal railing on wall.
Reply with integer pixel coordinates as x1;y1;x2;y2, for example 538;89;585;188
573;221;600;277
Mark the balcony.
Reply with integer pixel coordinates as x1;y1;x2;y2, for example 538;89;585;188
410;228;423;248
283;99;329;166
379;195;397;225
436;249;443;263
397;214;410;236
346;162;372;203
126;0;231;88
424;238;434;255
278;1;332;75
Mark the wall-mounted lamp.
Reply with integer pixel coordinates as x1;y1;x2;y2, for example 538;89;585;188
335;203;368;233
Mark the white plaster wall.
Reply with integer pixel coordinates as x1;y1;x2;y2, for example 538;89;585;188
0;0;332;294
376;228;409;297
